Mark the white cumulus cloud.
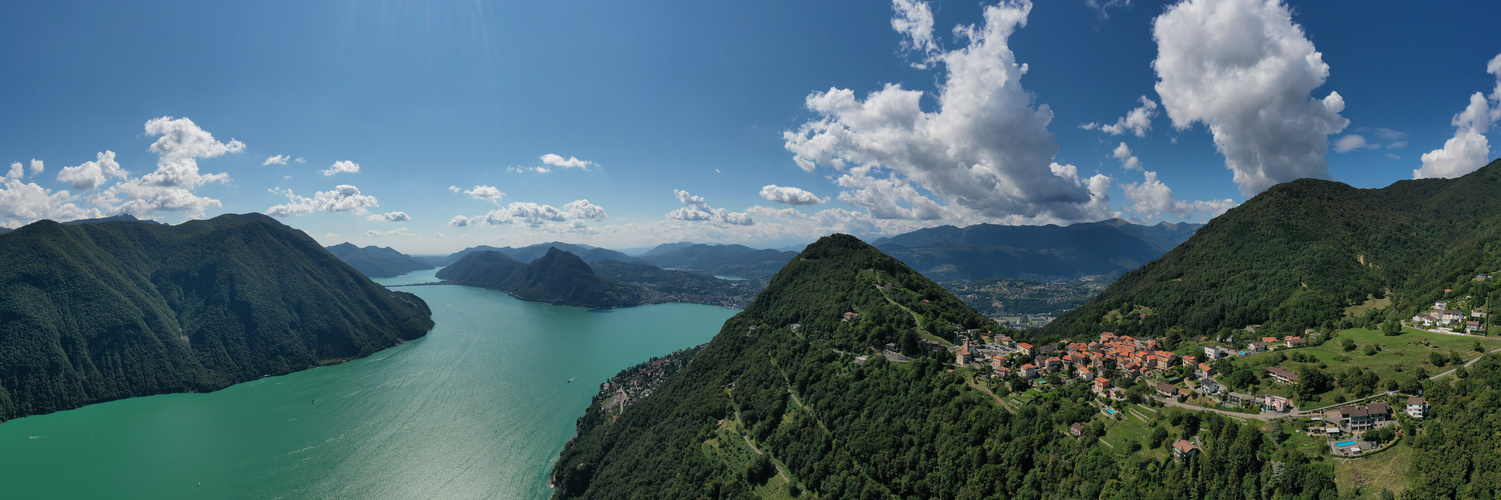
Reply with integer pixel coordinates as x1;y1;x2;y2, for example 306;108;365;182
263;155;290;165
367;211;410;222
266;184;380;217
1414;53;1501;179
29;159;44;177
0;179;100;223
1152;0;1348;195
1082;96;1159;137
562;199;607;220
140;116;240;189
322;160;360;176
5;162;21;181
81;117;246;218
95;181;223;217
1112;143;1143;171
666;189;754;225
784;0;1113;223
57;151;128;191
539;154;595;170
463;185;505;202
759;185;826;205
462;199;606;231
891;0;938;67
1121;171;1237;221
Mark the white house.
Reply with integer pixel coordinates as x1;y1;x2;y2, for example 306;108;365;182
1407;396;1429;418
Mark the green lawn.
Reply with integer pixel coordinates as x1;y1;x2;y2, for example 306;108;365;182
1344;294;1393;318
1334;441;1413;498
1222;328;1501;406
1280;425;1333;458
1096;404;1174;460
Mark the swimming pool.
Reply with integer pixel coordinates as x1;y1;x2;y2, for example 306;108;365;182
1105;408;1117;414
1334;440;1357;447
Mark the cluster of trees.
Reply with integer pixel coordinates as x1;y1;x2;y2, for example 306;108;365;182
550;235;1342;499
1404;354;1501;498
0;214;433;421
1042;159;1501;342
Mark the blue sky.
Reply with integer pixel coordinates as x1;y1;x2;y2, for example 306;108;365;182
2;0;1499;254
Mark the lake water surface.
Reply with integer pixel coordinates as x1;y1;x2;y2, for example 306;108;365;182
0;268;737;499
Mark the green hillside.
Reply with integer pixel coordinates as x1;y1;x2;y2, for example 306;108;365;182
437;248;638;308
435;250;527;287
550;234;1339;499
0;214;433;421
1044;159;1501;340
503;247;638;308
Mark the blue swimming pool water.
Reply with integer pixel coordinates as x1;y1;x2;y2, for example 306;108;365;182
1334;440;1357;447
1105;408;1117;414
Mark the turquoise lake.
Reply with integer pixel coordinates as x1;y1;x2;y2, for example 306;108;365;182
0;268;739;499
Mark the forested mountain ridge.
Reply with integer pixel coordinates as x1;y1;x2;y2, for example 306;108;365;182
871;219;1201;282
636;244;798;280
437;248;638;308
551;234;1345;499
0;213;433;421
433;250;526;287
504;248;638;308
326;242;435;277
1044;159;1501;340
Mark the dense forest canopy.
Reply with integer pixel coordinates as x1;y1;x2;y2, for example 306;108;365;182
0;213;433;421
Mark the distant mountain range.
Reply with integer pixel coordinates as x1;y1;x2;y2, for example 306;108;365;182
437;247;766;309
635;243;798;279
424;218;1198;286
438;242;638;267
870;218;1202;282
0;213;433;421
61;214;164;226
326;242;436;277
639;241;697;257
1045;159;1501;340
437;248;638;308
0;214;160;237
